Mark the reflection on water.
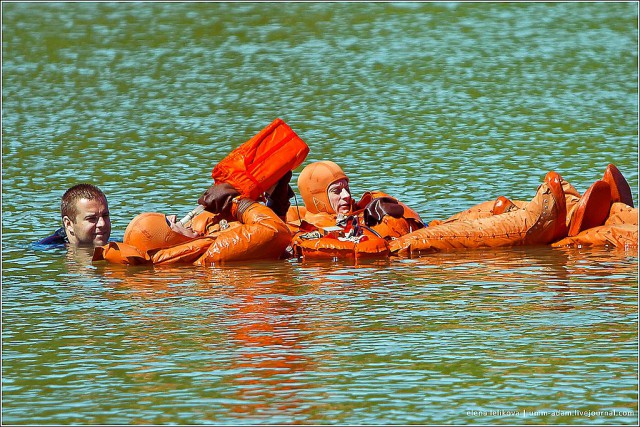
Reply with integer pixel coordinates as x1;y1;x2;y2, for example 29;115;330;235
2;1;638;425
5;246;635;424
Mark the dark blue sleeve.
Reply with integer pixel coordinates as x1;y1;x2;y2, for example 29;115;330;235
35;227;68;246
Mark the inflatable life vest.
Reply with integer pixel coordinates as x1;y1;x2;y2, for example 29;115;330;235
211;118;310;200
290;215;389;260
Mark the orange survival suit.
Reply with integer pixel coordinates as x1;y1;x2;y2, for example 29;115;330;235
285;161;425;259
93;198;292;266
420;164;637;251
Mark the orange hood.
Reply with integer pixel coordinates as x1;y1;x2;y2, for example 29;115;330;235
297;161;349;214
124;212;193;253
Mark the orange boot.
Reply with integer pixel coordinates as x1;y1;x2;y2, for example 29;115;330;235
566;180;612;237
602;163;634;207
390;171;567;256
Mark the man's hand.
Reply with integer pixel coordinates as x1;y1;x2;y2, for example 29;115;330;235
166;214;202;238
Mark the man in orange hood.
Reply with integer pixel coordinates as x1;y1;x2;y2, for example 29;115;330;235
297;160;353;216
287;160;424;258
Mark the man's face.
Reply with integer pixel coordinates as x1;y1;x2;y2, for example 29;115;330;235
327;178;352;215
64;197;111;247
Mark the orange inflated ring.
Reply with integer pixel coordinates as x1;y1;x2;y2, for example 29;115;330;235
292;234;389;259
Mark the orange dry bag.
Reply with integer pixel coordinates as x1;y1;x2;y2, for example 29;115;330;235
211;118;310;200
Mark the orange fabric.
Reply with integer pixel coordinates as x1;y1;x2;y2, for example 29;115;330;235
288;191;424;238
94;203;292;266
552;224;638;250
195;203;292;265
291;229;389;259
287;189;424;259
429;198;531;227
390;171;567;256
561;177;582;222
297;161;349;214
492;196;518;215
211;118;309;200
605;203;638;226
93;242;149;265
124;212;193;252
355;190;424;226
285;204;307;224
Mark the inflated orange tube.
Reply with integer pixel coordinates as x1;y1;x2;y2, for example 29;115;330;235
389;171;567;256
211;118;310;200
291;229;389;260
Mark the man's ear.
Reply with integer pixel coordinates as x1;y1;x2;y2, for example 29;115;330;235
62;215;74;235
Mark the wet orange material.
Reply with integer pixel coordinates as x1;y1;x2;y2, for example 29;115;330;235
492;196;518;215
566;180;611;237
605;203;638;226
211;118;310;200
602;163;634;207
292;230;390;260
94;203;292;265
354;191;424;238
552;224;638;250
124;212;193;252
389;171;567;256
428;198;529;227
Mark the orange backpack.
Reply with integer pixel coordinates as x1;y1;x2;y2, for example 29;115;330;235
211;118;310;200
